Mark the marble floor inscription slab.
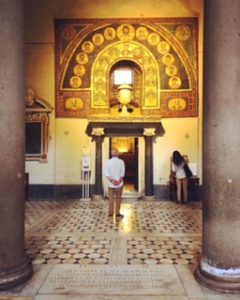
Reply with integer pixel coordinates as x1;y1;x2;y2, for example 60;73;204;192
39;265;185;295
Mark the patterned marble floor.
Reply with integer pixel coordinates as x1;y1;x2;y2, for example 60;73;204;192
1;198;239;299
25;199;202;266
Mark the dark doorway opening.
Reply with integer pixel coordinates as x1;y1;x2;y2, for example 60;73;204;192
110;137;138;192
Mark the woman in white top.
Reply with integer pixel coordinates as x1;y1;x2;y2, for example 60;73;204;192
172;150;188;204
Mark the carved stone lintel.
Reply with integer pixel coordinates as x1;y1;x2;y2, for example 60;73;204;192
143;128;156;136
25;112;48;122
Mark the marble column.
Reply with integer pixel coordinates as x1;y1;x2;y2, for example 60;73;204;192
143;129;155;200
92;128;104;200
0;0;33;290
194;0;240;292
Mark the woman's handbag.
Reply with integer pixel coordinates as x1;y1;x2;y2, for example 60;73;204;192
184;163;193;178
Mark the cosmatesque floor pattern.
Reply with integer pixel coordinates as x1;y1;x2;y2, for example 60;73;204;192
24;199;202;266
1;198;239;299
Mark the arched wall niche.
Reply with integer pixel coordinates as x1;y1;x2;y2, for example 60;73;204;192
91;41;160;116
108;60;142;114
55;18;198;119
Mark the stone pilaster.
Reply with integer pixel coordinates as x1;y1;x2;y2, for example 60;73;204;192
0;0;33;290
194;0;240;292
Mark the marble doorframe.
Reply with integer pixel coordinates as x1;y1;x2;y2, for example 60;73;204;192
86;122;165;200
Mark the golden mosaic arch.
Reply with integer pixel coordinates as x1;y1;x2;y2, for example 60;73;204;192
104;27;116;41
73;64;86;77
69;76;82;88
76;52;89;65
92;33;104;46
168;76;182;89
116;24;135;41
55;18;198;118
135;26;149;41
82;41;94;54
175;25;191;41
91;41;160;110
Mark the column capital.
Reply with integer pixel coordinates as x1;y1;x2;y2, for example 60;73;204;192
143;128;156;136
91;127;104;136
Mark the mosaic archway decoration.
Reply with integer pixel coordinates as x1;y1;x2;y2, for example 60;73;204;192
55;18;198;119
91;41;160;110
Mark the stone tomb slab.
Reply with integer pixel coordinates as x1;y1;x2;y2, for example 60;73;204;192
39;264;185;295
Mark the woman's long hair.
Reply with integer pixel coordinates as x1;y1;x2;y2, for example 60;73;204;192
172;150;185;166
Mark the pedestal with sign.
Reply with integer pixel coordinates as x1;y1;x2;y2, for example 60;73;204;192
80;155;91;201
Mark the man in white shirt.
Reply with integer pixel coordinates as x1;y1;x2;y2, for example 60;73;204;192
105;149;125;218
